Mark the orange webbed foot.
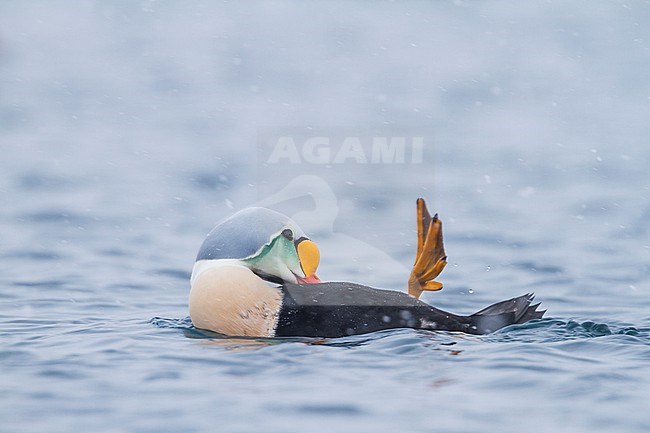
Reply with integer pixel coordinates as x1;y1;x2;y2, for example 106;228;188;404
408;198;447;299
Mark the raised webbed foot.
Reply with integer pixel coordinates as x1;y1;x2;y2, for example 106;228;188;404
408;198;447;299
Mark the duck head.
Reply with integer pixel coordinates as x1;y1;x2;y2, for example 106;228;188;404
191;207;321;285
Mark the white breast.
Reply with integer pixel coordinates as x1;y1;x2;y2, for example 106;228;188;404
188;264;283;337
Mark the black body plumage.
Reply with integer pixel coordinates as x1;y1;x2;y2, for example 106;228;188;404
274;282;544;338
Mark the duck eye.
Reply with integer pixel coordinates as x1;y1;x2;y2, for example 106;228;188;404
281;229;294;240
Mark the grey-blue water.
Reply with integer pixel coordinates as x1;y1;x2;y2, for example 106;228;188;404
2;1;650;432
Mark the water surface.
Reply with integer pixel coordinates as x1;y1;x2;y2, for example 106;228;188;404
2;1;650;432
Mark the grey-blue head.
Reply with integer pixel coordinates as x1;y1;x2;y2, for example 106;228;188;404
194;207;321;284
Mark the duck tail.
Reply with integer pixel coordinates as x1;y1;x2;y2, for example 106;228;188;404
468;293;545;334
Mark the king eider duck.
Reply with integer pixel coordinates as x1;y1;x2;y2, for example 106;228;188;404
189;199;545;338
